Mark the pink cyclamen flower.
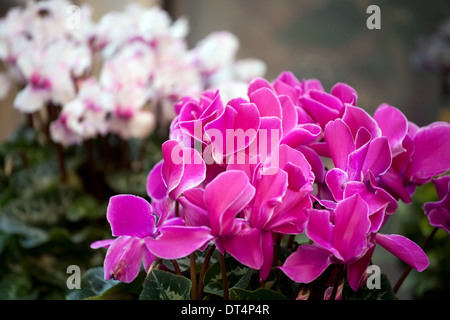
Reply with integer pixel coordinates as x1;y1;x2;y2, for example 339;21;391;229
91;194;213;283
280;194;429;291
179;170;258;269
424;176;450;234
146;139;206;221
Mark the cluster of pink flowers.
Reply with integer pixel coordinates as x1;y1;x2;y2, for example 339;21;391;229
0;0;266;145
92;70;450;296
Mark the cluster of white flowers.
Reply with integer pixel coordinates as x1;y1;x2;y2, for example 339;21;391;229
0;0;266;146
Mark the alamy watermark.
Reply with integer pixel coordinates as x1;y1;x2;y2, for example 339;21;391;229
66;265;81;290
366;5;381;30
66;5;81;31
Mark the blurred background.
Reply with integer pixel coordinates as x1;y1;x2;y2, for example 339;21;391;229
2;0;450;142
1;0;450;300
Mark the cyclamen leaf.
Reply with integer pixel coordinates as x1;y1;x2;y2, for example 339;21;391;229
203;256;254;297
140;270;192;300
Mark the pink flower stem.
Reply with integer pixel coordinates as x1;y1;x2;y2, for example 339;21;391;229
171;259;182;275
393;226;439;293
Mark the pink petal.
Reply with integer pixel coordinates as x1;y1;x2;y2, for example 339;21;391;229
280;123;322;148
342;105;381;140
223;224;264;270
103;236;145;283
172;147;206;199
249;87;282;118
250;170;288;229
405;122;450;184
90;239;114;249
280;244;332;283
145;224;213;259
107;195;156;238
325;168;348;202
161;140;184;194
361;137;392;178
279;95;298;136
306;209;334;251
161;140;206;199
300;96;340;129
179;188;210;227
205;103;260;158
324;119;355;171
374;233;429;272
205;170;255;236
267;189;311;234
373;104;408;157
333;194;370;262
146;160;166;201
247;77;273;96
330;82;358;106
347;245;375;291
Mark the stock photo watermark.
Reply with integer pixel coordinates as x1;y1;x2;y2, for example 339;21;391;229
66;5;81;31
366;5;381;30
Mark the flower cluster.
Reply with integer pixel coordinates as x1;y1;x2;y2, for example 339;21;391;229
92;70;450;298
0;0;266;145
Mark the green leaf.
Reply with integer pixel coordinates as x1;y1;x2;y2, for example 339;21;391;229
229;288;287;300
203;256;254;297
139;269;192;300
66;267;120;300
0;271;37;300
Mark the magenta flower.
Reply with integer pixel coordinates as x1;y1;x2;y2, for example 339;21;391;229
91;194;213;283
170;90;224;148
146;139;206;220
280;194;429;291
179;170;258;269
241;145;315;280
424;176;450;234
324;116;392;204
374;105;450;203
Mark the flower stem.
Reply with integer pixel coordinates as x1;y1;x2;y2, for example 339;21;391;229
171;259;182;276
219;252;229;300
197;244;216;299
393;227;439;293
190;253;198;300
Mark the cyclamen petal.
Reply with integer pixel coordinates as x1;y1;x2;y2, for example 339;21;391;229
103;236;145;283
333;194;371;262
223;224;264;270
280;244;332;284
324;119;355;171
107;195;156;238
375;233;429;272
373;104;408;157
205;102;260;158
404;122;450;184
330;82;358;106
145;224;213;260
205;170;255;236
424;176;450;233
249;87;282;118
161;140;206;199
146;160;166;201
